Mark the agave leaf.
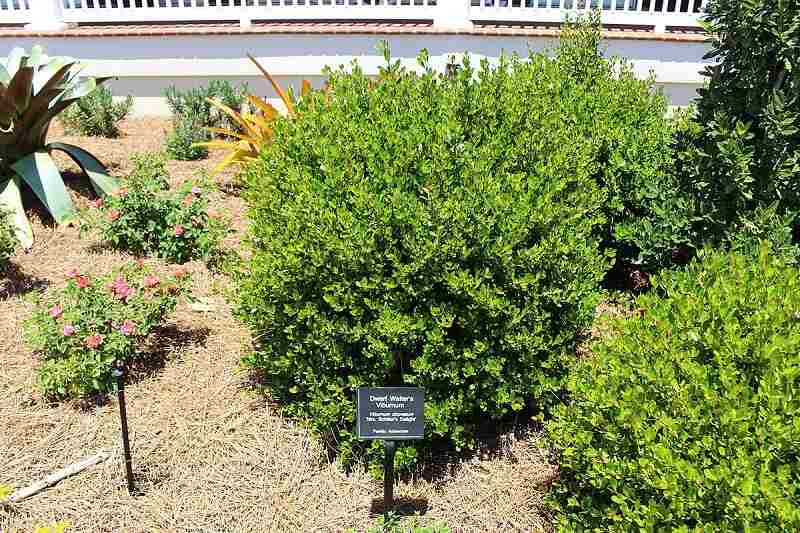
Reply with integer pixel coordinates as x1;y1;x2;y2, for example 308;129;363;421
32;60;76;97
0;175;33;249
0;64;10;85
247;54;294;116
7;66;34;113
4;48;25;77
27;45;46;68
11;151;77;226
48;142;119;197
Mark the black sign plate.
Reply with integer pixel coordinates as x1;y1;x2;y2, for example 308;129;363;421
357;387;425;440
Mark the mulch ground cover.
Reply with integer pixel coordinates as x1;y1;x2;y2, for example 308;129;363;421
1;118;556;533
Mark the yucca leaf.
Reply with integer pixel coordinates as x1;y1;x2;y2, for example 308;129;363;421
301;79;312;98
11;151;77;226
7;66;34;113
27;45;47;68
206;98;260;139
0;175;33;249
193;140;244;151
246;95;279;120
210;149;247;177
205;127;251;142
247;54;294;116
0;64;10;85
48;142;118;197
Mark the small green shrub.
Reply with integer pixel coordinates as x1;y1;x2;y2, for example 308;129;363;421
59;86;133;138
164;80;247;133
165;113;210;161
548;245;800;531
82;152;227;264
0;206;17;273
24;263;191;399
238;42;611;466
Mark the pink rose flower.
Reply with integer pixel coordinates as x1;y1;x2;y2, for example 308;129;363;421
120;320;136;336
109;277;133;300
63;324;75;337
85;334;104;349
76;275;91;289
48;305;63;319
108;209;121;222
90;198;104;209
144;275;160;288
174;224;185;237
67;268;80;279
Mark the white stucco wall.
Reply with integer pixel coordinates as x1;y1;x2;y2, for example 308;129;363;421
1;32;711;115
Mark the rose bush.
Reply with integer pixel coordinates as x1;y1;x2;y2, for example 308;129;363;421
24;262;191;399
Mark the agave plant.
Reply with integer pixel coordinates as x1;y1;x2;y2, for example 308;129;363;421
196;54;311;176
0;46;119;248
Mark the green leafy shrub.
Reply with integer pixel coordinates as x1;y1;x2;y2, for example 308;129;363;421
0;206;17;273
24;263;191;398
237;42;612;466
82;152;227;264
677;0;800;253
548;245;800;531
165;114;210;161
59;85;133;138
164;80;247;133
554;17;693;272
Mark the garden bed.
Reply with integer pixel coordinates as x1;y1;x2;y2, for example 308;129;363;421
0;119;557;533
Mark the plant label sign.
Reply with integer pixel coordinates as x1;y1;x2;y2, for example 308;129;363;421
357;387;425;440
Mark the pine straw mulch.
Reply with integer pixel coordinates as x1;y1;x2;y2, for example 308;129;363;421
0;118;558;533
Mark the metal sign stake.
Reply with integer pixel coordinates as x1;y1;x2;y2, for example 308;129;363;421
114;362;135;495
384;440;397;518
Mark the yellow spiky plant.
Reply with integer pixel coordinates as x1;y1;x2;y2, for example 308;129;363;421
195;54;311;177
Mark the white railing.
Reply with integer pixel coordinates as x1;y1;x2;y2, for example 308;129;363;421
471;0;705;31
60;0;441;24
2;0;704;30
0;0;31;23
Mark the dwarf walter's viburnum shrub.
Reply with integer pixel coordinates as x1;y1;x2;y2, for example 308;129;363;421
237;44;611;467
548;245;800;531
83;152;228;264
24;263;191;398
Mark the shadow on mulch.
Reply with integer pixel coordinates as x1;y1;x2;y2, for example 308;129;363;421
70;325;211;412
0;263;49;300
370;496;429;517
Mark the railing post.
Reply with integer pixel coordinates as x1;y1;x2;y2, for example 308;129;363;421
25;0;69;31
433;0;474;31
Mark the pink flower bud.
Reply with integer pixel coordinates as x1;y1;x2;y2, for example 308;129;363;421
174;225;185;237
182;194;194;207
108;209;121;222
85;334;104;349
120;320;136;336
67;268;80;279
173;267;188;279
76;276;91;289
48;305;63;319
191;186;201;195
90;198;104;209
144;275;160;288
63;324;75;337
